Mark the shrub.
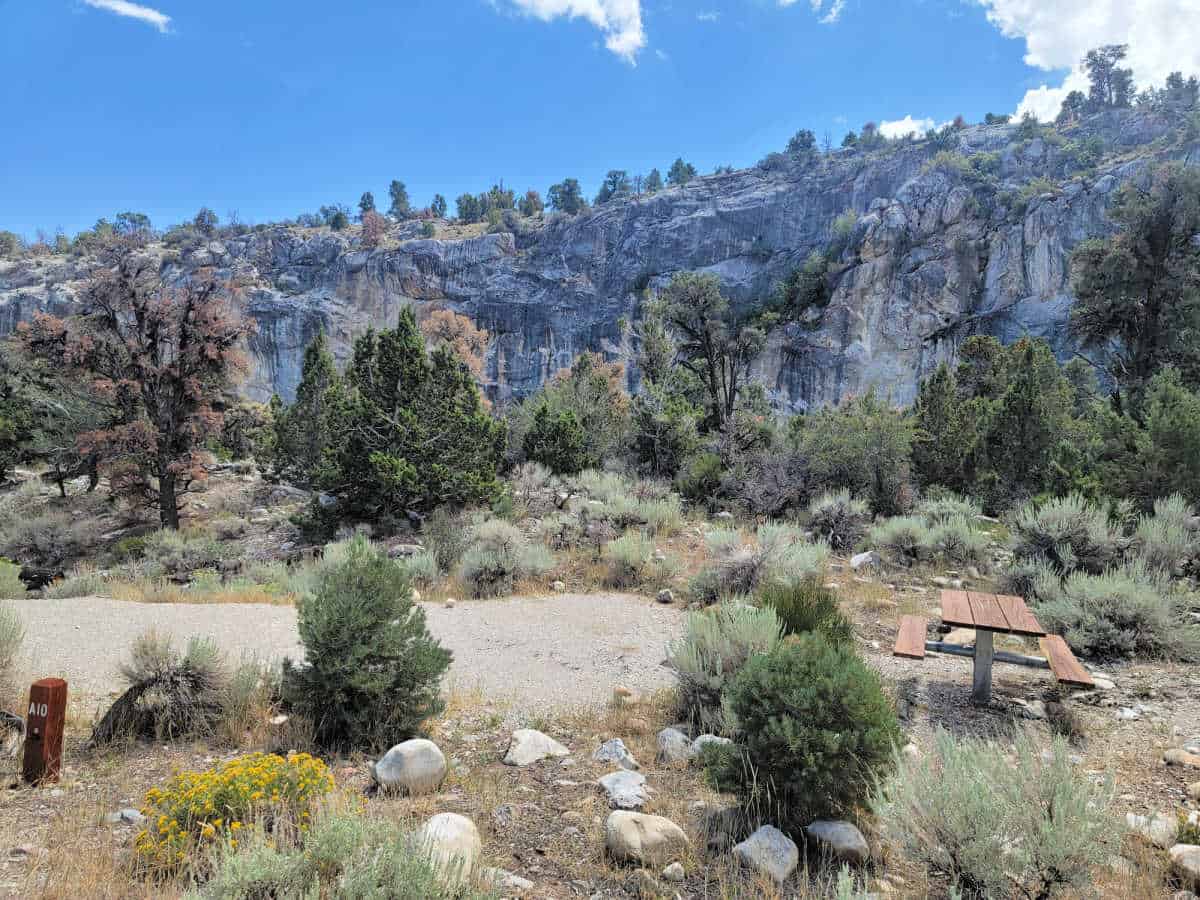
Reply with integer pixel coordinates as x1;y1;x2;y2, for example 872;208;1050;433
195;811;476;899
135;752;333;874
637;496;683;536
675;451;723;507
870;729;1118;899
868;516;931;565
42;563;107;598
1132;494;1198;576
914;492;981;523
0;601;23;696
458;518;553;598
283;536;451;751
1033;564;1200;662
666;603;782;733
422;506;473;573
403;550;439;588
758;579;854;646
0;508;97;568
90;631;229;746
141;529;227;577
522;404;590;474
807;490;870;554
603;531;653;589
691;524;829;604
927;516;990;568
714;635;899;826
0;559;23;598
1010;494;1122;575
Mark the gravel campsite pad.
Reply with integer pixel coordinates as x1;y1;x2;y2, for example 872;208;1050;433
10;593;684;714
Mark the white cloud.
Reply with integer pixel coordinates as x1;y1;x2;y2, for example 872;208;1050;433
696;10;720;22
82;0;171;32
974;0;1200;120
878;115;936;138
508;0;645;63
776;0;845;24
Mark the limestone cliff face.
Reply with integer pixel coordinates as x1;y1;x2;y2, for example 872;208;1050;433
2;112;1195;409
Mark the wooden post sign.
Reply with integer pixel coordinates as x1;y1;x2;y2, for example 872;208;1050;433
22;678;67;785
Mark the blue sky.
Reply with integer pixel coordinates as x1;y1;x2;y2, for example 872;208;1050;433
2;0;1196;239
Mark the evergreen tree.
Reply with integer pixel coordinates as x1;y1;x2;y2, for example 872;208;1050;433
644;168;664;194
522;404;589;474
547;178;586;214
594;170;632;205
358;191;376;217
272;331;344;487
387;180;411;219
1071;162;1200;411
911;363;974;493
0;351;35;484
667;157;697;187
787;129;816;155
1084;44;1134;109
430;194;447;218
518;189;544;217
456;193;481;223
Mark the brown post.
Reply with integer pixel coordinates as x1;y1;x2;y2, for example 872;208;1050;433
22;678;67;785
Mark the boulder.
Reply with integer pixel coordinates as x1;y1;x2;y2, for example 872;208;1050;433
656;727;691;764
482;867;534;892
733;825;799;884
690;734;733;759
104;808;146;826
504;729;569;766
598;770;650;809
805;820;870;866
605;811;689;865
1188;782;1200;802
656;589;674;604
1171;845;1200;892
593;738;639;771
661;861;685;882
416;813;481;882
1126;812;1177;849
1165;749;1200;769
372;738;447;796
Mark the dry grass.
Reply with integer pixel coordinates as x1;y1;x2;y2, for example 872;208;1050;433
108;579;295;606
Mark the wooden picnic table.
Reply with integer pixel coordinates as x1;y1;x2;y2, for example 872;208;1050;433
940;590;1046;704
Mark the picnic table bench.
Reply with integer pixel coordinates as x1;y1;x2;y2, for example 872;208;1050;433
894;590;1093;703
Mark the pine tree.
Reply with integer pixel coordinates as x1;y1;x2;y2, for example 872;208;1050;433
667;158;697;187
387;180;411;219
522;404;589;474
358;191;376;217
911;363;974;492
430;194;448;218
644;168;663;194
272;331;344;486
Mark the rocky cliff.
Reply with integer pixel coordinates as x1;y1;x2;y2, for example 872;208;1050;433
3;111;1196;411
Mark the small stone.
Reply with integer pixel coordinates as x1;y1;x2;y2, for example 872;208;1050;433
1093;677;1115;691
661;862;685;882
552;580;566;592
805;820;870;866
483;867;534;892
598;770;649;809
1165;749;1200;769
444;598;457;609
593;738;639;771
105;808;145;826
901;743;921;761
656;727;691;764
416;813;481;883
733;825;799;884
1187;782;1200;801
655;589;674;604
715;511;734;521
372;738;447;796
504;729;570;767
605;811;689;865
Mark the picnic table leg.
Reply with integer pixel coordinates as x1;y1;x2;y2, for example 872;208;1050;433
972;631;994;704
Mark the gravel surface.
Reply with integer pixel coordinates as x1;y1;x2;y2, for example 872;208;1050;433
9;593;684;714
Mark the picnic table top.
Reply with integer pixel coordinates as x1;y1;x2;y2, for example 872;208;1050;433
940;589;1046;638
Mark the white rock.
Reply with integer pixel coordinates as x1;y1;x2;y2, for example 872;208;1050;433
416;813;481;883
503;729;570;767
593;738;639;771
656;589;674;604
604;811;689;865
552;580;566;592
104;808;145;825
483;867;534;892
372;739;447;796
444;598;456;609
805;820;870;866
1171;844;1200;892
656;727;691;764
850;551;880;570
598;770;649;809
1126;812;1177;849
733;825;799;884
901;743;921;762
661;861;685;882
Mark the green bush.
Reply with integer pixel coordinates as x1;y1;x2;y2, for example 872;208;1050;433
870;729;1118;899
0;508;98;569
868;516;932;565
1132;494;1198;576
758;579;854;646
457;519;553;598
603;531;653;589
283;536;451;752
690;524;829;604
637;496;683;536
666;603;782;733
522;404;590;475
1033;564;1200;662
928;516;990;568
194;811;481;900
42;563;107;598
675;451;723;507
714;635;899;826
807;490;870;554
0;559;24;598
422;506;473;573
1010;494;1122;576
0;601;23;692
141;529;227;577
914;492;981;523
403;551;439;588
